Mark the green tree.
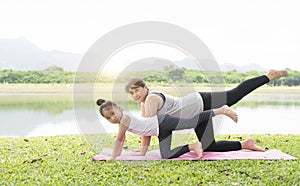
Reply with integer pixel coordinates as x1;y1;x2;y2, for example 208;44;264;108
168;68;185;82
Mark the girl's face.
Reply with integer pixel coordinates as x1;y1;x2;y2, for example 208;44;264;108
128;86;148;103
101;105;122;124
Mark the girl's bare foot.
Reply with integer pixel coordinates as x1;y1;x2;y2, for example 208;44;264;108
188;142;203;159
266;69;288;81
241;138;265;152
213;105;238;123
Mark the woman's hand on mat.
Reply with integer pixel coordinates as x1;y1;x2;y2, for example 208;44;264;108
129;151;146;156
129;146;148;156
130;148;141;152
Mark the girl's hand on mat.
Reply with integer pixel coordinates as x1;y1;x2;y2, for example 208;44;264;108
109;156;116;160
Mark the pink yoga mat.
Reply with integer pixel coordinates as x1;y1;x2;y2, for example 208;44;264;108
93;149;297;161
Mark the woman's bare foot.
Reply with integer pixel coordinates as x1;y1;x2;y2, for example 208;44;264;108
188;142;203;159
266;69;288;81
241;138;265;152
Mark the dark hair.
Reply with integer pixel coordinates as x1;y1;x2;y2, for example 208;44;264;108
96;99;117;116
125;77;147;93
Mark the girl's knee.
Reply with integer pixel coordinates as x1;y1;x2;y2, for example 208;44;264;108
160;151;171;159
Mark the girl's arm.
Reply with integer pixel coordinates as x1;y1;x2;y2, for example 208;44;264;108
143;94;163;117
117;135;126;156
111;116;130;160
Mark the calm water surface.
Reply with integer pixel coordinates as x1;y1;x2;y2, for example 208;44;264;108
1;93;300;137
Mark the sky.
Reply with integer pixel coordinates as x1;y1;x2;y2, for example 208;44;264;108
1;0;300;70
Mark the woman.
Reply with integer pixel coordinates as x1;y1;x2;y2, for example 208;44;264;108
125;69;287;153
97;99;258;159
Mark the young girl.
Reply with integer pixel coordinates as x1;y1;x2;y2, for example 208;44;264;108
96;98;255;160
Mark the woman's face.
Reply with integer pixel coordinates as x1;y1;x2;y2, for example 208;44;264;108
128;86;148;103
101;106;122;124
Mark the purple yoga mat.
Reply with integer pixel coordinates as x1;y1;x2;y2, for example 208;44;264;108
93;149;297;161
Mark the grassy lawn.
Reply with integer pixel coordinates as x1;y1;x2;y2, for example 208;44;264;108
1;84;299;185
0;134;299;185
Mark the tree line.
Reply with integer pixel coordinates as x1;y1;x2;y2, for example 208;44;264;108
1;65;299;86
0;66;73;84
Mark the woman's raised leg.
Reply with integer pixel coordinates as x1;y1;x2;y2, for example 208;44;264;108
199;69;288;110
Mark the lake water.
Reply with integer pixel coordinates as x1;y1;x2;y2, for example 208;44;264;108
1;93;300;137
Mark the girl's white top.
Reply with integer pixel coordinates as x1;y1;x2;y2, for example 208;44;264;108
123;111;159;136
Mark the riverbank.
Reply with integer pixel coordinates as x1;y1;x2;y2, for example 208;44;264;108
1;83;300;94
0;134;299;185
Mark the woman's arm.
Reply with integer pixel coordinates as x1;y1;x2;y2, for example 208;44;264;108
141;102;146;117
141;136;151;155
143;94;163;117
130;136;151;156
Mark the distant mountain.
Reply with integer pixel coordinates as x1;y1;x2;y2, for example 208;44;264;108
127;58;266;72
172;59;266;72
0;37;81;71
122;57;173;71
0;38;265;72
220;62;266;72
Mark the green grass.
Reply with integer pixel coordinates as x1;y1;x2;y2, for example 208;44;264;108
0;134;299;185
